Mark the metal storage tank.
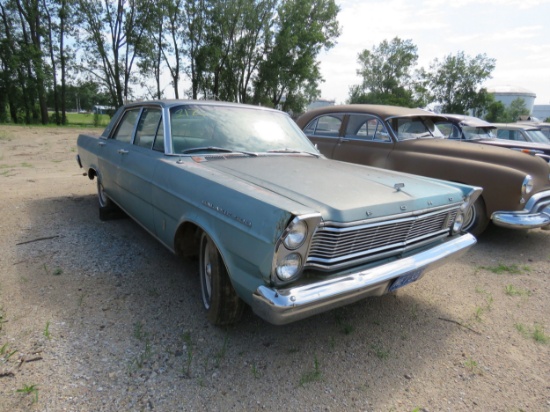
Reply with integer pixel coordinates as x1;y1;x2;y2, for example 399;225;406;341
487;85;536;113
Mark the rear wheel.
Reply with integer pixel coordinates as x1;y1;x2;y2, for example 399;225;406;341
462;196;489;237
199;232;244;325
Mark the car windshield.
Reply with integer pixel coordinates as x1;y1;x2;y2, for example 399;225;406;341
169;104;318;155
524;129;550;144
462;126;495;140
387;116;445;141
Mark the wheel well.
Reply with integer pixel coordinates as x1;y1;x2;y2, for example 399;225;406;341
174;222;201;258
88;168;97;180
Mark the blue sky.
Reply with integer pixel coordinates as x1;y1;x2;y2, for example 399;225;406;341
318;0;550;105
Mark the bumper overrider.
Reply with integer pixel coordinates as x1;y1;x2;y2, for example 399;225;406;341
492;190;550;230
252;233;476;325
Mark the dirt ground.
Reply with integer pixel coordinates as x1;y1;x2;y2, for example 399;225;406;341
0;125;549;412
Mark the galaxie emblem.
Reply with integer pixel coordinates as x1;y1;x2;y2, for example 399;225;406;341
202;200;252;227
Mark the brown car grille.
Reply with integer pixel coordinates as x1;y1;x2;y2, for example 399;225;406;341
307;207;458;270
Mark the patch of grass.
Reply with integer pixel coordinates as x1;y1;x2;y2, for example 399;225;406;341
0;342;18;361
515;323;549;344
20;162;33;168
0;130;12;141
43;321;51;339
370;343;390;360
52;268;63;276
214;334;229;367
533;324;549;344
133;321;147;341
473;289;493;322
463;358;482;375
505;284;531;297
479;263;524;275
16;384;39;403
299;355;322;386
182;331;193;377
251;362;260;378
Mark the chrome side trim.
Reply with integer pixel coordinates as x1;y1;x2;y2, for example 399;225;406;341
251;233;476;325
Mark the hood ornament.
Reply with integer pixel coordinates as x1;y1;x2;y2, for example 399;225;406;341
394;183;405;192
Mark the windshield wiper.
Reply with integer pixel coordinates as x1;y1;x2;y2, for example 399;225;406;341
181;146;258;156
267;148;320;158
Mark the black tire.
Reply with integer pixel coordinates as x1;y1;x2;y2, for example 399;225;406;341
97;177;111;208
199;232;244;325
462;196;489;237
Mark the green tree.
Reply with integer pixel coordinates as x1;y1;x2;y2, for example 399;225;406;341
254;0;340;113
350;37;419;106
420;51;496;114
76;0;155;108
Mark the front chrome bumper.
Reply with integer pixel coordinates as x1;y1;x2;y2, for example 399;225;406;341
251;233;476;325
492;190;550;230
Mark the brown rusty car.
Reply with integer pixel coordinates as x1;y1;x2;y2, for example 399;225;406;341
296;105;550;236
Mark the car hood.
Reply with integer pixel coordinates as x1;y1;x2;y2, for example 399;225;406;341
473;138;550;153
198;155;465;223
401;138;550;175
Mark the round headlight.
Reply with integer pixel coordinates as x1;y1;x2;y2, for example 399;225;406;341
522;175;533;195
453;213;464;233
283;218;308;249
276;253;302;281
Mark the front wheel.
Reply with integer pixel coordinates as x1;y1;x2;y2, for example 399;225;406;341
199;232;244;325
462;196;489;237
97;177;111;208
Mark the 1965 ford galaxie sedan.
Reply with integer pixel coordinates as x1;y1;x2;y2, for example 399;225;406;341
76;100;481;325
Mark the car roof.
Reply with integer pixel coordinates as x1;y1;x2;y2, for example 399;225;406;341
492;123;542;131
118;99;282;113
440;114;495;129
300;104;448;122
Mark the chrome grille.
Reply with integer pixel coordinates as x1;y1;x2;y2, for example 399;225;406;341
307;207;458;270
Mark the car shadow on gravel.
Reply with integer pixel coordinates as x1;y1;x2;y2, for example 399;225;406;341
11;193;549;410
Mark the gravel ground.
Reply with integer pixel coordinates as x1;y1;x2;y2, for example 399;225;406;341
0;125;549;411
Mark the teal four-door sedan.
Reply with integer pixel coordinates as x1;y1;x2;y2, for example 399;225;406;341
76;100;481;325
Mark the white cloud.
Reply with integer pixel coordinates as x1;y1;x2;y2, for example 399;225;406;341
318;0;550;105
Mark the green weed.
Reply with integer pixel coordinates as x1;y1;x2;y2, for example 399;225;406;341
16;384;39;403
299;355;322;385
505;284;531;297
480;264;523;274
533;324;549;344
43;321;51;339
370;343;390;360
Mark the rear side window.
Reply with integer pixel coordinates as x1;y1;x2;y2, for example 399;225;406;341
303;114;343;137
112;109;140;143
345;114;390;142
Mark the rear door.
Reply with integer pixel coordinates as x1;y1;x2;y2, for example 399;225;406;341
115;107;164;233
331;113;394;169
301;113;344;158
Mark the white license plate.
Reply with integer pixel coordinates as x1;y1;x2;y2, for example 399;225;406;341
388;268;424;292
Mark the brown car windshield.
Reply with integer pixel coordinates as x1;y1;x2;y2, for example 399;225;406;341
169;104;317;155
387;116;445;141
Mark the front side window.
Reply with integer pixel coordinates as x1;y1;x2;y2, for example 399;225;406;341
524;130;550;143
496;129;518;140
303;114;343;137
112;109;140;143
345;114;390;142
134;108;162;149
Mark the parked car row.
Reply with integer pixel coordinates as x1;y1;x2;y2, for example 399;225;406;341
435;114;550;162
296;105;550;237
76;100;550;326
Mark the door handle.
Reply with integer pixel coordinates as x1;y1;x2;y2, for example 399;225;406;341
118;149;129;155
98;141;106;146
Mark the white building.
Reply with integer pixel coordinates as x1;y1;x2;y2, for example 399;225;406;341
487;85;536;113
